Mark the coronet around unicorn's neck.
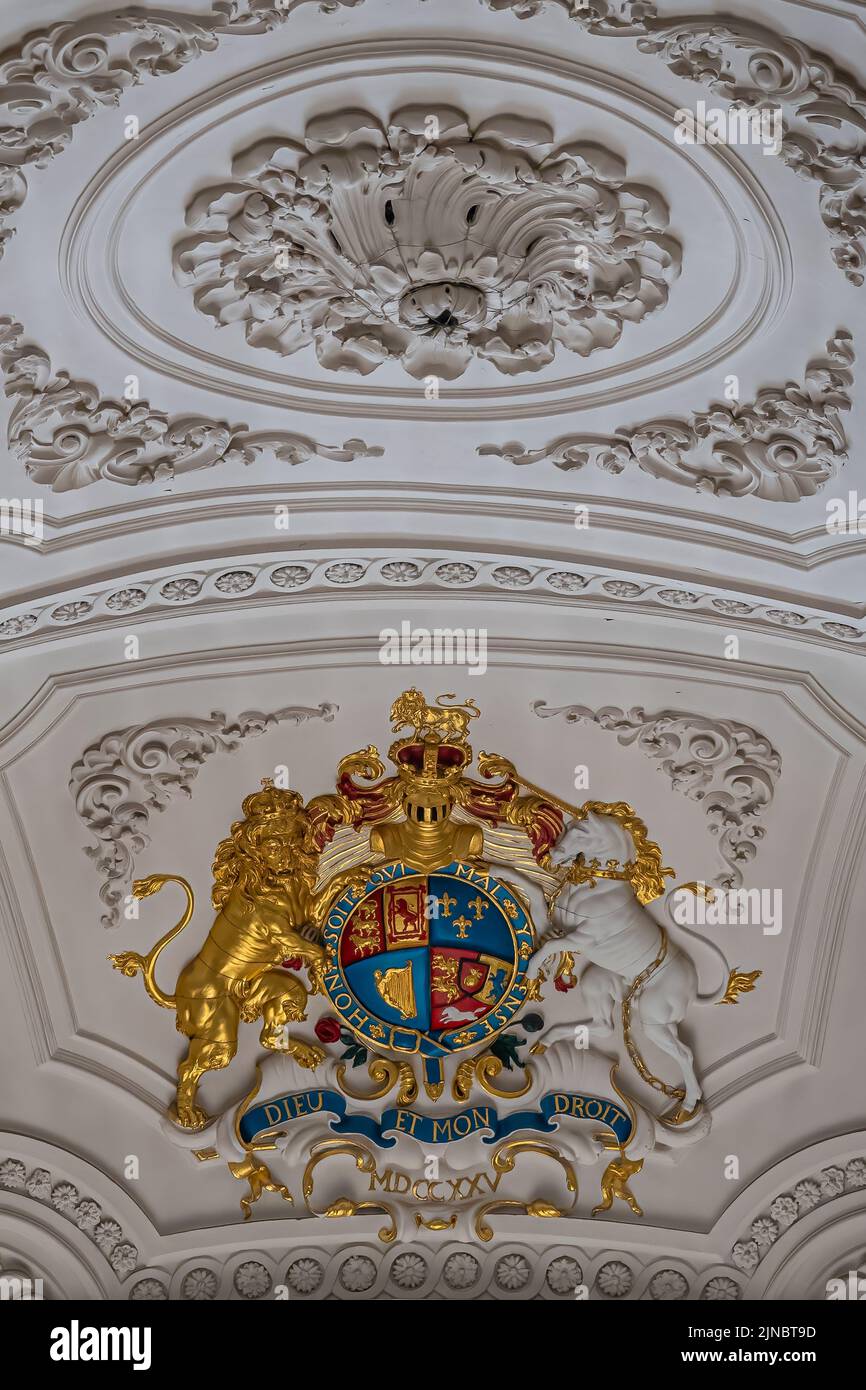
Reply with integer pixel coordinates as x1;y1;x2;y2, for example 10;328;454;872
549;849;672;913
565;856;639;890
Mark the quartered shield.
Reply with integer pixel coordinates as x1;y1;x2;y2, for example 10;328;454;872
322;861;535;1057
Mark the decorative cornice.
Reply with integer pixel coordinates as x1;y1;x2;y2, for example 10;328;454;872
69;704;336;927
0;317;383;492
7;1141;863;1296
3;555;864;650
474;3;866;282
0;1156;140;1278
176;105;680;379
478;332;855;502
13;480;865;567
121;1242;742;1300
533;703;781;887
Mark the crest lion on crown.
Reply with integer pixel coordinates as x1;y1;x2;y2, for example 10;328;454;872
389;689;480;744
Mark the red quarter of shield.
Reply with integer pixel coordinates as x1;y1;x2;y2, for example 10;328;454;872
459;958;490;996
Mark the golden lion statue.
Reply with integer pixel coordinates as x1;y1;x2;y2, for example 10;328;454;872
109;782;358;1131
592;1154;644;1217
390;689;480;744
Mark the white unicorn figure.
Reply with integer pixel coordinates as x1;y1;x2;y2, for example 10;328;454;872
493;810;758;1117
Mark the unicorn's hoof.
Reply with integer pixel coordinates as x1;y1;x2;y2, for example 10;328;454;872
661;1099;703;1126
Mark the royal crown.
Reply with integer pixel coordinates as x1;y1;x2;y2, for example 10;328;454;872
387;690;478;821
239;779;306;825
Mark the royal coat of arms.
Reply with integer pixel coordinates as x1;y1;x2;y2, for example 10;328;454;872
109;690;759;1241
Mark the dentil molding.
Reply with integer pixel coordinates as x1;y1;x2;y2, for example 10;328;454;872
478;332;855;503
175;106;680;379
69;704;336;927
533;702;781;887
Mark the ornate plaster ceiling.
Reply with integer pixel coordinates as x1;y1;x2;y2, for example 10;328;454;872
0;0;864;1305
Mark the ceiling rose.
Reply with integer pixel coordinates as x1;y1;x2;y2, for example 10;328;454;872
174;104;681;379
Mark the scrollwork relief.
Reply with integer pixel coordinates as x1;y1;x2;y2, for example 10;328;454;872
476;3;866;281
533;703;782;887
0;3;363;258
0;318;383;491
1;3;864;280
69;704;336;926
479;332;854;502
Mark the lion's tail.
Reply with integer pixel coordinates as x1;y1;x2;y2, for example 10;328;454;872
435;695;480;717
108;874;195;1011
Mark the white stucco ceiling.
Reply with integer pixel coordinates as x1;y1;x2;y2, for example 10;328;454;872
0;0;864;1301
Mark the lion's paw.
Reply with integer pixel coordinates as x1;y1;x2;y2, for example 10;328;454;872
108;951;144;977
291;1041;325;1070
174;1101;210;1132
